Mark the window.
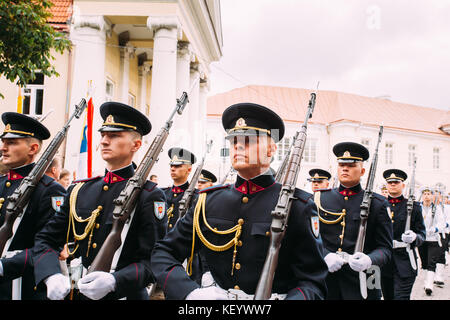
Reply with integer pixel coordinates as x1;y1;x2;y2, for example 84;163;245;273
361;138;370;148
385;142;393;165
105;79;114;102
21;73;44;116
276;137;291;161
433;147;440;169
408;145;416;167
128;93;136;108
303;138;317;163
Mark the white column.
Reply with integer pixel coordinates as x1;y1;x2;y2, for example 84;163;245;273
138;61;152;111
147;15;181;187
199;78;210;157
189;63;201;156
120;43;135;104
65;15;110;178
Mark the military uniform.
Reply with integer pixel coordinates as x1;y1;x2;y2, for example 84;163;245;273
32;102;167;300
379;169;426;300
314;142;393;300
0;113;66;300
151;102;328;300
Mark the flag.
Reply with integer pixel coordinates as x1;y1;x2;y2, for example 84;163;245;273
77;83;94;179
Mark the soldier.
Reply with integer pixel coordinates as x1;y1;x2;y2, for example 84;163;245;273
380;184;389;198
379;169;425;300
417;187;446;295
163;147;196;230
308;168;331;192
0;112;66;299
196;169;217;191
313;142;393;300
433;190;447;288
151;102;328;300
32;102;167;300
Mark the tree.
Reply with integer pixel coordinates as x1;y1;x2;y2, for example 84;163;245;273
0;0;71;98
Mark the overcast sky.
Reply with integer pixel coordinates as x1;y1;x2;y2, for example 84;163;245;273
208;0;450;111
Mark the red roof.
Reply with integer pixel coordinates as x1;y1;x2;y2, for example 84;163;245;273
47;0;72;31
207;85;450;136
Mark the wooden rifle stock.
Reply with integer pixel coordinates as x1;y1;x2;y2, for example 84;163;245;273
254;91;316;300
0;99;86;257
88;92;189;273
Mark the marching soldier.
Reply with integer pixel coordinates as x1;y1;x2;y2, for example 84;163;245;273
308;168;331;192
151;102;328;300
379;169;425;300
163;147;196;230
417;187;446;295
0;112;66;299
32;102;167;300
313;142;393;300
196;169;217;191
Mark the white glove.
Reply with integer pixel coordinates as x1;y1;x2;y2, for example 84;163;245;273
185;286;228;300
348;252;372;272
44;273;71;300
401;230;417;244
77;271;116;300
324;253;345;273
201;271;216;287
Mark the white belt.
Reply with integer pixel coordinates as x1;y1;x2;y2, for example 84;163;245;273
226;289;286;300
393;240;408;248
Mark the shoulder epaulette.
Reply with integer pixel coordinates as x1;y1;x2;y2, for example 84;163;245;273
199;184;230;194
295;189;313;203
72;175;102;184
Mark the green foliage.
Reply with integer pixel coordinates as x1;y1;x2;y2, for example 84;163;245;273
0;0;71;98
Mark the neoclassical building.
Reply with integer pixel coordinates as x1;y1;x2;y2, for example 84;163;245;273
0;0;223;187
205;85;450;196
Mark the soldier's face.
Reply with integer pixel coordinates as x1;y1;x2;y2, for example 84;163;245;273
0;138;39;168
170;164;191;182
386;180;404;196
229;135;275;172
197;180;213;190
100;131;141;164
422;191;433;203
381;189;389;198
311;180;329;191
337;162;365;187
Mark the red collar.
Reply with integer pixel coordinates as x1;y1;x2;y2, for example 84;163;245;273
7;170;24;181
103;171;125;184
339;189;357;196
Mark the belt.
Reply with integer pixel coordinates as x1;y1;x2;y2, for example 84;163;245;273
393;240;408;249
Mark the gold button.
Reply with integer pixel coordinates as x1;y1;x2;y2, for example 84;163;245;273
237;240;243;247
344;196;348;201
92;243;97;249
392;204;395;207
34;286;37;291
235;263;241;270
169;224;173;228
174;194;177;197
234;285;240;290
5;182;11;187
242;197;248;204
238;218;244;225
96;223;100;229
103;185;109;191
339;234;343;239
265;231;270;237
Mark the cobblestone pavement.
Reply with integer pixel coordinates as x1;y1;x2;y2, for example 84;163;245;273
411;252;450;300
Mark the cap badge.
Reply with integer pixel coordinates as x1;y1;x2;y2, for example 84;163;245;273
106;115;114;123
235;118;247;128
389;173;396;179
343;151;351;157
5;124;11;131
314;173;320;178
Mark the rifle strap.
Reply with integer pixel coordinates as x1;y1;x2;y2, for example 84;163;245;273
187;193;243;277
66;182;103;257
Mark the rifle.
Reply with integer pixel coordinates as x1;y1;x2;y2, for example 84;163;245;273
0;99;87;257
88;92;189;273
405;157;417;270
275;135;295;183
178;140;213;219
220;166;234;185
353;124;383;299
254;89;317;300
